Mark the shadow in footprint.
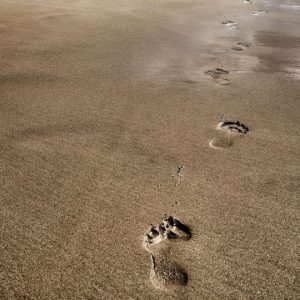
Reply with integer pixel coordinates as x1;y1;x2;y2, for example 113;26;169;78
143;215;191;290
209;120;249;149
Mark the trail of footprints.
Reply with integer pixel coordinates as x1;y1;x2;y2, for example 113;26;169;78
144;215;191;290
204;41;251;85
204;0;269;86
142;0;265;291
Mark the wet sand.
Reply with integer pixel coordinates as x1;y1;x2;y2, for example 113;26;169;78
0;0;299;299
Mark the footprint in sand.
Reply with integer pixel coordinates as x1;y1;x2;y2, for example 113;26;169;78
222;20;237;26
232;41;252;51
143;215;191;290
209;119;249;149
237;42;251;48
204;68;230;85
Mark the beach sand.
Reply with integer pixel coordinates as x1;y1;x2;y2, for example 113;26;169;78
0;0;299;299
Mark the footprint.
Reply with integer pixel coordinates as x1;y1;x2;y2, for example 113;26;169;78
205;68;229;78
204;68;230;85
237;42;251;48
222;20;238;30
222;20;237;26
143;215;191;290
209;120;249;149
232;41;251;51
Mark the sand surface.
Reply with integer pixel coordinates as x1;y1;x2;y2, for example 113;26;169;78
0;0;299;299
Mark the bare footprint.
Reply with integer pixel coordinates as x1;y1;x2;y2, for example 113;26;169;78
205;68;230;85
209;119;249;149
232;42;252;51
143;215;191;290
242;0;254;4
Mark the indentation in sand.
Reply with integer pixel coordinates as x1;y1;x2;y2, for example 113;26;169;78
143;215;191;290
204;68;230;85
232;42;251;51
222;19;238;30
237;42;251;48
209;119;249;149
232;46;244;51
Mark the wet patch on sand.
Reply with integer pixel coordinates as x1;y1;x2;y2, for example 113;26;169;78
255;50;300;80
255;31;300;49
143;215;191;290
209;119;249;149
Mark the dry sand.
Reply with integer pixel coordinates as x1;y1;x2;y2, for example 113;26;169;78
0;0;299;299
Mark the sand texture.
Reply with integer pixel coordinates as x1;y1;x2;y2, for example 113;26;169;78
0;0;299;299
